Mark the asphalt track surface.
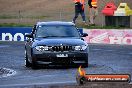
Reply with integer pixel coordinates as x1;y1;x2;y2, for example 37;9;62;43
0;42;132;88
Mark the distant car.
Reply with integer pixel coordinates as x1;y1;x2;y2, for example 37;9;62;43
25;21;89;69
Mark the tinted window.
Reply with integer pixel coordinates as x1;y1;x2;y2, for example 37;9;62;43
36;25;80;38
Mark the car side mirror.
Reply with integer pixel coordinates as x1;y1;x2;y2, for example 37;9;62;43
82;33;88;37
25;33;33;38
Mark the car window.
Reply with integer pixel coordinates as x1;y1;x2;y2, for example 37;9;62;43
35;25;80;38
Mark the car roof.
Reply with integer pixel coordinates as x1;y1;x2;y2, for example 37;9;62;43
36;21;75;26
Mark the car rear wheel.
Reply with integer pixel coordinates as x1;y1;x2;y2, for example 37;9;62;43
83;62;88;68
82;60;88;68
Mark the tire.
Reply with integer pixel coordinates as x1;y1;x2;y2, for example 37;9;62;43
31;56;38;69
31;62;38;69
83;62;88;68
25;50;31;67
82;59;88;68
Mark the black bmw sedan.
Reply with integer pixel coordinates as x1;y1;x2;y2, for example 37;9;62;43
25;21;89;69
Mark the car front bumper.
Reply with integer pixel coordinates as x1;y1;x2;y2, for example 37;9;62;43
32;51;88;65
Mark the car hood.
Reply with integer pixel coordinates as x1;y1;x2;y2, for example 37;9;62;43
32;38;87;47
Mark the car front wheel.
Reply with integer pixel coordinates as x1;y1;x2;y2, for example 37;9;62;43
31;56;38;69
25;50;31;67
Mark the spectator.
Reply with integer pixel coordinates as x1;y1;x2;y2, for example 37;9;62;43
72;0;87;25
88;0;98;25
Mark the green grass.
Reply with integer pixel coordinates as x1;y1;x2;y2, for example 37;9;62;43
0;15;18;19
76;23;131;29
0;23;32;27
27;16;49;19
0;23;131;29
0;15;49;19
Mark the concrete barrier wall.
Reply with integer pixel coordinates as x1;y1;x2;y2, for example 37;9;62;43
84;29;132;45
0;27;32;41
0;27;132;45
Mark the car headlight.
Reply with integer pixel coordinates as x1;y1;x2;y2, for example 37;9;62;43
35;46;48;51
75;45;87;51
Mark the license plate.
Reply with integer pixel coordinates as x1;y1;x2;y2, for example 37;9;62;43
56;54;68;57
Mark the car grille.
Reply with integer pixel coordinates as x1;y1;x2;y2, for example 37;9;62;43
51;46;73;52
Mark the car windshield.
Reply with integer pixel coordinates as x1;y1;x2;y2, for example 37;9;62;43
35;25;80;38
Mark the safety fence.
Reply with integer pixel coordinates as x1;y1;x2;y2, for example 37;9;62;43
0;0;132;27
0;11;75;24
